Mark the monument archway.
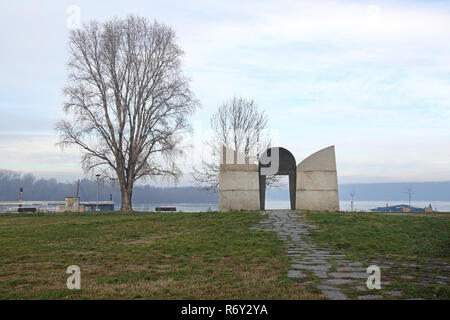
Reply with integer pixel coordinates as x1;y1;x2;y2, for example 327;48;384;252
218;145;339;212
259;147;296;210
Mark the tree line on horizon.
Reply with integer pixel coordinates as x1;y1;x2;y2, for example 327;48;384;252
0;170;216;204
1;170;448;203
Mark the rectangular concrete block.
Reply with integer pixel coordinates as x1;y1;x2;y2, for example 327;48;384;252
218;163;260;212
219;171;259;191
218;190;260;211
219;164;258;172
297;171;338;191
296;190;339;212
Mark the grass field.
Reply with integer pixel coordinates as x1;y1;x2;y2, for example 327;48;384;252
0;211;319;299
304;211;450;299
0;210;448;299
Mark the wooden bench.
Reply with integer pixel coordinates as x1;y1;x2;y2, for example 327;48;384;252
155;207;176;212
18;207;37;213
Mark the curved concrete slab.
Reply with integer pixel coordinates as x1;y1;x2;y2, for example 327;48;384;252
296;146;339;212
296;145;337;171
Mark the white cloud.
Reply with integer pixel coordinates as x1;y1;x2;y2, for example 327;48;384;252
0;133;83;179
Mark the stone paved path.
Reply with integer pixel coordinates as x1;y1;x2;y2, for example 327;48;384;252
250;210;450;300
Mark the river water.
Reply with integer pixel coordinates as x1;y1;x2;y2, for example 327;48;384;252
1;200;449;213
129;200;450;212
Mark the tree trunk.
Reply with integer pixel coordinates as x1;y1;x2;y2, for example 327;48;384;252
120;185;133;212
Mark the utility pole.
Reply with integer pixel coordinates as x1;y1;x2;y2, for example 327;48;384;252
76;179;80;213
350;187;356;212
19;187;23;208
96;174;100;212
404;186;413;208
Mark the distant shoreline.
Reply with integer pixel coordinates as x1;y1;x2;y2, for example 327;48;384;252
3;200;450;213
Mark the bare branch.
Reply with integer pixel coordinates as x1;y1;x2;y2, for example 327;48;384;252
192;95;280;191
56;15;198;211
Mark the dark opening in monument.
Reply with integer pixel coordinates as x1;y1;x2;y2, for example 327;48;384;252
259;147;296;210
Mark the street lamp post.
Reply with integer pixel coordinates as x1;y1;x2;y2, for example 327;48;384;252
96;174;100;211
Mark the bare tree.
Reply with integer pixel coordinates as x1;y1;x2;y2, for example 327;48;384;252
193;96;279;190
56;16;198;212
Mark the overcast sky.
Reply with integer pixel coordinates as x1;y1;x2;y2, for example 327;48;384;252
1;0;449;185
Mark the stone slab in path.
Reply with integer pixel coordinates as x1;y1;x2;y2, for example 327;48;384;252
358;295;383;300
328;272;368;279
323;278;355;285
323;290;348;300
291;264;331;271
287;270;307;278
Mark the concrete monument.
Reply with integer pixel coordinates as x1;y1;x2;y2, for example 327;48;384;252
218;145;339;212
